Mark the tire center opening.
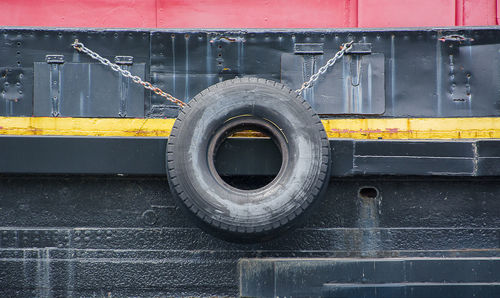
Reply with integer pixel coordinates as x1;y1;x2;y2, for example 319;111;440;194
208;118;286;191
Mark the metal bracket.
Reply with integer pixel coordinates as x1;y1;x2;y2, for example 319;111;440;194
114;56;134;65
49;64;61;117
439;34;474;43
118;65;129;117
346;43;372;54
294;43;324;55
46;55;64;64
114;56;134;117
45;56;64;116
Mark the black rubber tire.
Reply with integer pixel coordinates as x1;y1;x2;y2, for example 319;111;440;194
167;77;330;240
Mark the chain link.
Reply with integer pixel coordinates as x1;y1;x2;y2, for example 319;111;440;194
295;41;353;94
71;39;186;108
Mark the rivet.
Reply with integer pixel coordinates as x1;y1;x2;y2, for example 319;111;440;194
142;209;158;226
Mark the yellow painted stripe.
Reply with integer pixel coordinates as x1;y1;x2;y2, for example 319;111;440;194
323;117;500;139
0;117;176;137
1;116;500;139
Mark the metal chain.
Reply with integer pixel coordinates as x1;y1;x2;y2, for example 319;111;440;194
72;39;353;105
71;39;186;108
295;41;354;94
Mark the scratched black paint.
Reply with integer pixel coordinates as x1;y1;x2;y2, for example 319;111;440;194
0;175;498;296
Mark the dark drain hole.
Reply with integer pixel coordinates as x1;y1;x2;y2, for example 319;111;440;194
359;187;379;199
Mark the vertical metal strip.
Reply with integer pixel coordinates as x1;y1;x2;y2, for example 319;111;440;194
119;65;129;117
49;63;61;117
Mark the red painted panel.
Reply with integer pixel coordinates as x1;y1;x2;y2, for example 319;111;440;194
156;0;357;28
462;0;497;26
0;0;497;28
1;0;157;28
358;0;456;27
498;0;500;25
